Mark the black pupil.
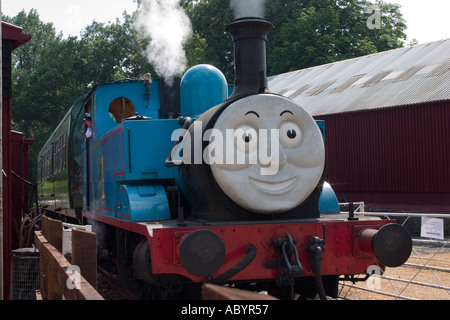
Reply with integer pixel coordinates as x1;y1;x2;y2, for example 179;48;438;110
244;133;252;143
287;130;297;139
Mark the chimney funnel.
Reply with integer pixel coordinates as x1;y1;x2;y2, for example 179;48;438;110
226;18;274;99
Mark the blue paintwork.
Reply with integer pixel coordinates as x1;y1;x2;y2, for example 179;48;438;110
319;182;341;214
180;64;228;118
316;120;325;141
122;120;181;181
316;121;339;214
82;74;340;222
117;184;170;221
85;119;182;221
91;80;162;139
83;80;182;221
228;85;234;98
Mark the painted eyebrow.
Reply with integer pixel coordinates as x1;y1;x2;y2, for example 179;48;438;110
245;111;260;118
280;110;294;117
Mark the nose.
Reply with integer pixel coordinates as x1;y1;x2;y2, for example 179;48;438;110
259;134;288;176
278;144;288;170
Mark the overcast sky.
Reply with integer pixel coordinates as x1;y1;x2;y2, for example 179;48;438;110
2;0;450;44
2;0;138;37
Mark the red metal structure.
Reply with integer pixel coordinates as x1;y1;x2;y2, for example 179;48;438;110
316;101;450;212
269;39;450;213
2;21;32;300
11;131;34;247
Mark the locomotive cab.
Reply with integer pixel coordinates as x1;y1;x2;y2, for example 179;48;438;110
80;79;184;221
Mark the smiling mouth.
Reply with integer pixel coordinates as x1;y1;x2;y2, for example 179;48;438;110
249;176;299;194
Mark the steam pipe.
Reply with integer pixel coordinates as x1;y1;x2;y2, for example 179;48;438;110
209;244;257;285
226;18;274;98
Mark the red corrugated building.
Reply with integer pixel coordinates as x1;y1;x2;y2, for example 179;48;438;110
269;39;450;213
2;21;32;300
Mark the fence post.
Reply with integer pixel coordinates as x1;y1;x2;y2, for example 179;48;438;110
34;224;103;300
42;216;63;252
71;228;97;290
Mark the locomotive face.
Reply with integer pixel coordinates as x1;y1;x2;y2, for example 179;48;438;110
209;94;326;214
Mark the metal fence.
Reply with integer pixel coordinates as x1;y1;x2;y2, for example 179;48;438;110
11;248;40;300
338;204;450;300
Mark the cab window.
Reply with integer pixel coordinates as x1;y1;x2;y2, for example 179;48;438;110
109;97;135;123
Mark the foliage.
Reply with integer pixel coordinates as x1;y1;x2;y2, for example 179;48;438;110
186;0;407;76
5;9;152;182
185;0;235;79
269;0;407;74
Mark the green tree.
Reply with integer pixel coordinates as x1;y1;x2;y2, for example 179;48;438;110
5;10;153;183
185;0;407;76
79;12;154;83
185;0;235;80
4;9;58;73
3;10;64;182
269;0;407;73
4;10;59;132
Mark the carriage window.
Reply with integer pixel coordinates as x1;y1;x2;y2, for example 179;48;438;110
109;97;135;123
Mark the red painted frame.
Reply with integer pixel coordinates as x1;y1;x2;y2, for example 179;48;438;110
83;210;392;283
2;22;32;300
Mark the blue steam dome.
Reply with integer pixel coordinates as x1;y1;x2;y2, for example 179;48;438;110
180;64;228;118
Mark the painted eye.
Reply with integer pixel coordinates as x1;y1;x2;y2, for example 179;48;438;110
279;122;302;148
235;125;258;152
287;130;297;139
243;132;253;143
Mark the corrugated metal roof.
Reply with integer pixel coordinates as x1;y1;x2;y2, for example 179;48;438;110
268;39;450;116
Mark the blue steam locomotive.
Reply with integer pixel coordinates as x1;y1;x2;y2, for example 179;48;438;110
37;18;411;300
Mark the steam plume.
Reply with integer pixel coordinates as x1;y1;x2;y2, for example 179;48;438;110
136;0;192;85
230;0;268;19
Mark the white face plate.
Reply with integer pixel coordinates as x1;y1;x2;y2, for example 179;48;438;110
208;94;325;214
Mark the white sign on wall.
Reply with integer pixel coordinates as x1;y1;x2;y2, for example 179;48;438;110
421;217;444;240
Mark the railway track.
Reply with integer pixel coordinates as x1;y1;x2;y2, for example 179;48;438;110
97;266;137;300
